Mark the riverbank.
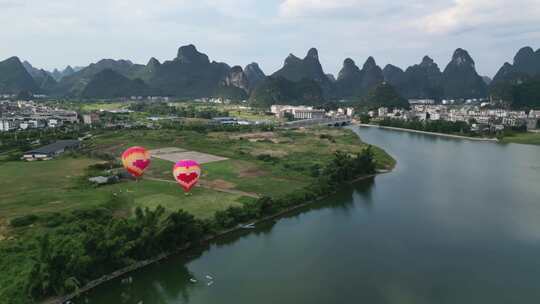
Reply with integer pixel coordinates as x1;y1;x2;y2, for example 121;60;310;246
43;169;391;304
358;124;498;142
499;131;540;146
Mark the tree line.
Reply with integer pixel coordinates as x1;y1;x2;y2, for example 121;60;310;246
128;102;229;119
378;118;472;135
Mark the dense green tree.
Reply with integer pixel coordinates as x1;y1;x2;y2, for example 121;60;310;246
249;76;324;107
362;82;409;109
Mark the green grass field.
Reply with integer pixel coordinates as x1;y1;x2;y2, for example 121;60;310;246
0;127;394;232
107;180;248;219
171;102;281;123
80;102;131;112
501;132;540;145
0;157;104;218
0;157;249;222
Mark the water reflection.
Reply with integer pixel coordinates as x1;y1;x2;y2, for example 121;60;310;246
81;262;196;304
79;176;376;304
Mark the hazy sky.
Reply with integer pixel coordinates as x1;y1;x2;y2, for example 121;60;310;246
1;0;539;77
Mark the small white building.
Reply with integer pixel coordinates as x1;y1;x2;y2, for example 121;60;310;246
271;105;326;120
48;119;61;128
0;119;17;131
409;99;435;105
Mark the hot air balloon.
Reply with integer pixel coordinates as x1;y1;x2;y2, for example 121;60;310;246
122;146;151;178
173;160;201;193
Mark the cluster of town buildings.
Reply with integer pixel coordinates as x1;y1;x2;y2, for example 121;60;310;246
0;100;78;132
371;99;540;131
270;105;354;120
193;97;246;104
128;96;171;102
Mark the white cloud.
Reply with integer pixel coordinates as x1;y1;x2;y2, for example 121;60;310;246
421;0;540;34
279;0;358;16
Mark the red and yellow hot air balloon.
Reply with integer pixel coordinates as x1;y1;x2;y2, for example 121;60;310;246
122;146;151;178
173;159;201;192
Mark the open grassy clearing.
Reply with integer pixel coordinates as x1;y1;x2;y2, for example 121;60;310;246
0;126;393;231
106;180;248;219
0;157;104;218
88;127;394;197
0;157;249;222
171;102;281;123
500;132;540;145
80;102;131;112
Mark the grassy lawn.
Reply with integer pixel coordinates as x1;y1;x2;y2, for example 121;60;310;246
171;102;281;123
0;126;394;227
80;102;131;112
106;180;247;219
225;108;280;123
500;132;540;146
0;157;105;219
203;160;309;197
0;157;250;222
88;127;393;194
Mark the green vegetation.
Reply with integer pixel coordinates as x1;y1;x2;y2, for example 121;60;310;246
510;77;540;109
0;122;394;303
0;57;38;94
500;132;540;145
375;118;537;142
362;82;410;109
441;48;487;99
0;125;90;155
489;46;540;109
0;157;102;218
220;105;279;122
1;145;381;303
0;157;245;220
81;69;154;98
129;102;229;118
377;118;472;135
249;76;324;107
78;102;130;112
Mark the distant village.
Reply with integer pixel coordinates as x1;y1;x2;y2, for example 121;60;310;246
2;97;540;138
370;99;540;132
0;100;78;131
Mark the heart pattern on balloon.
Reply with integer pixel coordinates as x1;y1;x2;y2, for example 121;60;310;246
173;160;201;193
122;146;151;178
177;172;198;184
133;159;150;170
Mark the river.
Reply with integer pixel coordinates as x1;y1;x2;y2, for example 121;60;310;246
79;126;540;304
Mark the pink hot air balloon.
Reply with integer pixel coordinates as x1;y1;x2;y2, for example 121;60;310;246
173;159;201;193
122;146;151;178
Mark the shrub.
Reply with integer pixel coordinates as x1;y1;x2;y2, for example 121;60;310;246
10;214;39;227
256;154;279;163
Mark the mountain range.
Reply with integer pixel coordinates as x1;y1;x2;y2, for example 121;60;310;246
1;44;539;108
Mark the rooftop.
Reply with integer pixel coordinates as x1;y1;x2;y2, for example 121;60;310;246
25;140;80;154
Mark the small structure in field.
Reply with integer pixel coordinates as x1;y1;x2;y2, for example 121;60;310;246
23;140;81;161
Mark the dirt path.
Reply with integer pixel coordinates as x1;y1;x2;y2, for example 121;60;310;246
145;177;259;198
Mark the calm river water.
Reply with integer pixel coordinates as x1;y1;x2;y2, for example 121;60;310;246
80;126;540;304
